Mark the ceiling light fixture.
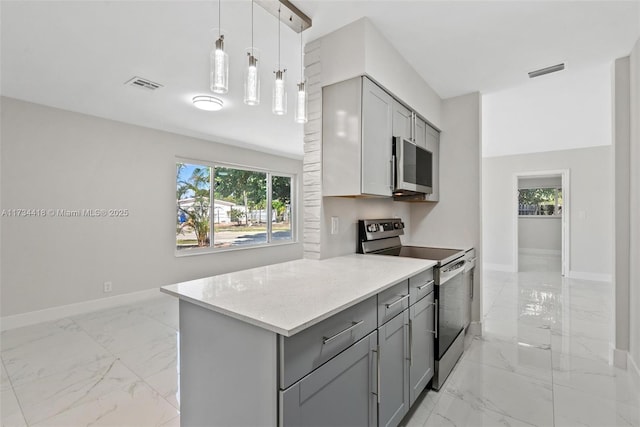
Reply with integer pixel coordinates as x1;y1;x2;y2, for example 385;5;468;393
210;0;228;94
294;26;307;124
244;0;260;106
192;95;224;111
272;6;287;116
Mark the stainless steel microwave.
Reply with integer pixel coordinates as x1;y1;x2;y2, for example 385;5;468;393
393;136;433;195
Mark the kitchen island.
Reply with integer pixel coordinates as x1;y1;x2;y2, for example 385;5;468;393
161;254;436;426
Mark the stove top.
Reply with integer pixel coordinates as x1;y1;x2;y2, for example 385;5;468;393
374;245;464;266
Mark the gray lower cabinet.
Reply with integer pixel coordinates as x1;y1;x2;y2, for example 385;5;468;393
409;291;435;406
281;331;378;427
378;310;409;427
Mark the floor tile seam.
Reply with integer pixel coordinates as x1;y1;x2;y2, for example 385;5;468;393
1;355;30;426
549;340;556;427
456;358;554;387
551;382;640;411
70;315;176;359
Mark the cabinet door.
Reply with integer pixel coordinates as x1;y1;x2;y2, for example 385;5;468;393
409;292;435;406
281;332;378;427
392;100;413;141
423;125;440;202
361;77;393;196
378;310;409;427
414;116;427;149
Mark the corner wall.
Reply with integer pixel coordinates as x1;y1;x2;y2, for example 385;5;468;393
0;97;303;317
629;37;640;378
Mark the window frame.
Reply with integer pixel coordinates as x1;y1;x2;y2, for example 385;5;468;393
175;157;297;256
517;186;562;217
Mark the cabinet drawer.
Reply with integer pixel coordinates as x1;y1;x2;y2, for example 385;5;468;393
378;280;410;326
280;331;378;427
409;268;434;305
279;296;377;389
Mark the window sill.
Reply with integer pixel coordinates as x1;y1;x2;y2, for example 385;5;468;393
175;240;299;257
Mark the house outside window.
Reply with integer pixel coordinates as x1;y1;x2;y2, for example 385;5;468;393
176;160;294;253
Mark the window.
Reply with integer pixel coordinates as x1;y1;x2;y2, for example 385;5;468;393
518;187;562;216
176;161;294;253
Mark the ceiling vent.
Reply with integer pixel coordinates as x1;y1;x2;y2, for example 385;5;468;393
528;63;565;79
124;76;164;90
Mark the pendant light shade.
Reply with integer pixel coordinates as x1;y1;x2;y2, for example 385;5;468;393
244;1;260;106
210;0;228;94
272;7;287;116
244;51;260;105
294;28;307;123
273;70;287;115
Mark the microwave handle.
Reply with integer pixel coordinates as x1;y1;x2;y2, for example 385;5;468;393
390;155;396;191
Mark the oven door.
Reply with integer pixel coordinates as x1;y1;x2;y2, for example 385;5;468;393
435;258;466;360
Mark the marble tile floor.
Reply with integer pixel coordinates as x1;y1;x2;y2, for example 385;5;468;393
1;254;638;426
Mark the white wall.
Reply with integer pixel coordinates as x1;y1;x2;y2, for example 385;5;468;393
409;92;482;323
518;218;562;253
482;147;613;279
303;17;443;260
483;63;612;157
629;38;640;376
0;97;303;317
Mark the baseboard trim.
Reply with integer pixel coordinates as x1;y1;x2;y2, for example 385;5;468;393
519;248;561;256
0;288;162;331
483;263;515;272
566;271;612;282
468;321;482;337
611;346;628;369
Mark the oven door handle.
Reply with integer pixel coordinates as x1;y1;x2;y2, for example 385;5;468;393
439;262;465;286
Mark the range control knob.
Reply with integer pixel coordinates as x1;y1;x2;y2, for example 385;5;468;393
393;222;401;229
366;224;379;232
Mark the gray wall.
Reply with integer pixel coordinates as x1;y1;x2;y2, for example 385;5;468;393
409;92;482;323
518;218;562;253
482;146;613;278
0;97;303;317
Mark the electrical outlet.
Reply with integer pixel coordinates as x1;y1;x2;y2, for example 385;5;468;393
103;281;113;293
331;216;339;235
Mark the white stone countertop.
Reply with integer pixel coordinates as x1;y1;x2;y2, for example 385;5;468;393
161;254;436;337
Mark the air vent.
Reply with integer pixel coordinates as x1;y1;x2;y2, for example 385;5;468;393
124;76;164;90
528;63;565;79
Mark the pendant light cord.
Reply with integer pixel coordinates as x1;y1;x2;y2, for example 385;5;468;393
300;25;303;79
251;0;254;55
218;0;221;38
277;6;281;70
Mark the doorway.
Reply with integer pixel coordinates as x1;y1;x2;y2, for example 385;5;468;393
513;170;570;275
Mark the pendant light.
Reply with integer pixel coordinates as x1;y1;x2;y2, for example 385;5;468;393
272;6;287;115
210;0;228;94
244;0;260;105
294;26;307;123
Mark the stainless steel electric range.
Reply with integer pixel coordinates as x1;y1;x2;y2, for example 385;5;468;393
358;218;466;390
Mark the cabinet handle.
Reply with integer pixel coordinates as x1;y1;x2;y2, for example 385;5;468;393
408;319;413;366
385;294;409;309
417;280;435;291
434;299;438;339
371;345;381;404
322;320;363;344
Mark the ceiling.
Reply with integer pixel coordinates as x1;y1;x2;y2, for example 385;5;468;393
2;1;639;158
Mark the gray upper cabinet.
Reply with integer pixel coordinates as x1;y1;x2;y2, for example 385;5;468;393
281;332;378;427
323;76;393;197
392;100;412;141
422;126;440;202
414;116;427;149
